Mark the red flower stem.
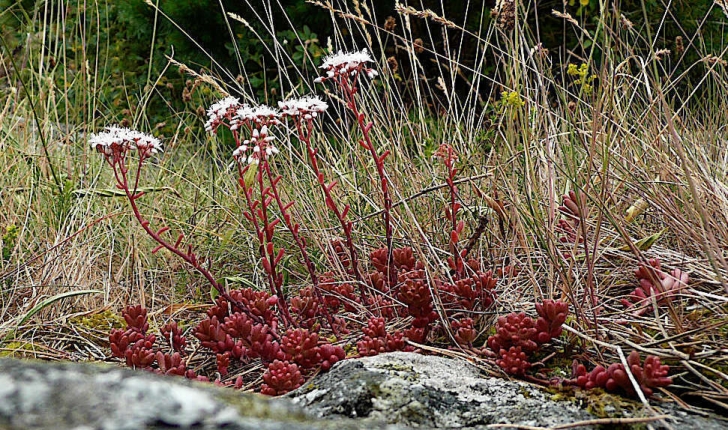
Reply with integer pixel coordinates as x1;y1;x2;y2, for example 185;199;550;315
255;159;293;326
237;163;267;283
236;160;292;327
262;160;338;335
446;159;458;242
295;119;366;300
445;153;463;275
338;76;395;285
109;153;268;328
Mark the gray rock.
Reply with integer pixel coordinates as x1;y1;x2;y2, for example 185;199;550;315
0;358;399;430
1;353;725;430
290;352;728;430
288;351;595;428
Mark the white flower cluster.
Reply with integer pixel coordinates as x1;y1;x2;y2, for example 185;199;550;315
278;95;328;120
89;126;162;156
205;96;242;132
231;105;281;130
232;125;279;164
314;48;379;83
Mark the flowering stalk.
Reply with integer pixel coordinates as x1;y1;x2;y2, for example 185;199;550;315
207;97;297;326
240;159;293;326
260;160;337;334
434;143;466;276
315;49;396;285
90;126;266;326
279;96;366;300
230;106;294;327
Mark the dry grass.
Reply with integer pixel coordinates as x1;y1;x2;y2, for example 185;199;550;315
1;0;728;417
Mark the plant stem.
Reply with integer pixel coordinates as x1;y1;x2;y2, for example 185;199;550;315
237;160;293;326
295;119;367;299
110;154;267;327
443;147;464;276
262;160;337;334
337;77;395;285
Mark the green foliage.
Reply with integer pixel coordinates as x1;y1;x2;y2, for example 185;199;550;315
1;224;18;262
1;1;329;132
566;63;596;95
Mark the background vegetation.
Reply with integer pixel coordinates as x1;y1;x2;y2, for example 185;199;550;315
2;0;728;418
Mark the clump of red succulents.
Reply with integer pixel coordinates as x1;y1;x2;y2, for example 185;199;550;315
569;350;672;397
439;267;497;317
97;48;676;401
621;258;689;316
110;291;346;395
110;305;208;382
261;360;304;395
486;300;569;376
356;316;412;356
97;89;502;389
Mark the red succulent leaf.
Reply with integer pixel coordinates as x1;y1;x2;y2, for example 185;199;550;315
369;247;389;274
559;190;588;223
260;360;303;396
160;321;187;354
487;312;538;353
533;299;568;344
194;317;235;353
281;328;321;369
357;317;410;356
155;352;186;376
122;305;149;334
570;351;672;398
496;346;531;376
397;270;437;326
451;318;477;346
216;352;231;377
318;343;346;371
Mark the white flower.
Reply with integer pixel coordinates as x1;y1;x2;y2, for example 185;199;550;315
320;49;374;70
232;145;247;158
133;134;163;155
233;104;280;126
207;96;240;115
205;96;242;132
89;126;162;156
231;126;279;164
278;95;328;118
317;48;378;82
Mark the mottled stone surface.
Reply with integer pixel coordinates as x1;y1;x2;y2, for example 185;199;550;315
288;352;595;428
0;358;399;430
1;353;725;430
290;352;728;430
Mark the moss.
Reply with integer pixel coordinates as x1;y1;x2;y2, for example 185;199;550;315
573;389;643;420
70;309;124;331
0;341;34;358
547;384;644;422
